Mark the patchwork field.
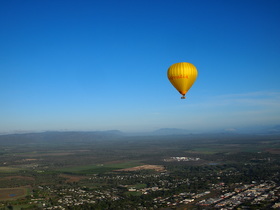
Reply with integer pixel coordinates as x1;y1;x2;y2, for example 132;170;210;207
57;161;143;174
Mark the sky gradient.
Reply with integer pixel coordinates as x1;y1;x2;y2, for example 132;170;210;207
1;0;280;133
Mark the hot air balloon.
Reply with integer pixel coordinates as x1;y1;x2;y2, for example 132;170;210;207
167;62;198;99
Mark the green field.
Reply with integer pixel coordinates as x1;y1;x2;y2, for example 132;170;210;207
58;161;143;174
133;183;147;189
0;167;21;173
1;204;37;210
125;191;142;196
188;143;263;154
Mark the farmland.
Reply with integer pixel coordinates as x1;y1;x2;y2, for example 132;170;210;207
56;161;143;174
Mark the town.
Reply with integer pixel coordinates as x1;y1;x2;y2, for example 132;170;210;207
6;174;280;209
164;156;201;162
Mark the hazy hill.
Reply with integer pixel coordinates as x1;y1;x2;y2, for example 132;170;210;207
152;128;191;135
269;125;280;134
0;130;124;145
1;125;280;146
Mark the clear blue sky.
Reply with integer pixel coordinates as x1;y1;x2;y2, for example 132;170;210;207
1;0;280;133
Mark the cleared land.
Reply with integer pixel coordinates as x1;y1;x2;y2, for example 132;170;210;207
0;176;34;181
57;161;143;174
0;187;29;201
265;148;280;154
59;174;87;183
116;164;165;172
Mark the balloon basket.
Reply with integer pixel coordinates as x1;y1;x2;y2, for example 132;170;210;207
181;96;186;99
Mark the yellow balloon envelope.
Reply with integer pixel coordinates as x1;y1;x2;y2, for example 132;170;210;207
167;62;198;99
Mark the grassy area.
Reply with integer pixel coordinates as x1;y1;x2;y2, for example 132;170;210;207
125;191;142;196
0;167;21;173
9;204;37;210
58;161;143;174
134;183;147;189
188;146;225;154
126;183;147;190
188;144;264;154
15;150;76;157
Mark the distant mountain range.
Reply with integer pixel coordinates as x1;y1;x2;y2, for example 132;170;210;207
0;130;124;145
134;125;280;136
269;125;280;134
0;125;279;144
151;128;191;135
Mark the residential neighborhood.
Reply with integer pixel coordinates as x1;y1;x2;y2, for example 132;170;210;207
11;174;279;209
